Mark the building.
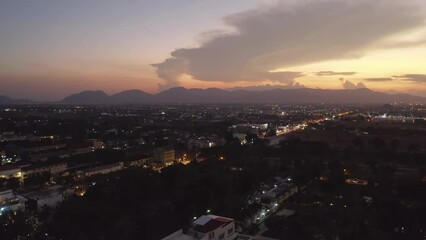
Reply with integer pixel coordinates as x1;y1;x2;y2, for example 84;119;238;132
229;124;268;136
153;147;175;165
162;215;278;240
0;164;22;179
0;189;24;214
188;138;211;150
29;149;72;162
187;136;224;150
0;150;11;165
81;162;124;177
232;133;247;145
125;155;152;167
162;215;236;240
87;139;104;150
22;161;68;180
19;185;70;212
0;190;13;204
72;139;105;155
27;143;67;153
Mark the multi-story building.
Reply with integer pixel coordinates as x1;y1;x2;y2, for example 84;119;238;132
27;143;67;153
153;147;175;165
0;164;23;179
22;161;68;180
81;162;124;177
125;155;152;167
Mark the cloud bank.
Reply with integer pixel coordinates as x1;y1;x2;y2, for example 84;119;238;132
341;79;367;89
364;77;394;82
395;74;426;83
153;0;424;90
227;82;305;91
315;71;357;76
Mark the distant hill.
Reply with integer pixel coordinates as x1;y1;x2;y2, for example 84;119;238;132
62;90;110;104
0;95;31;104
60;87;426;104
110;89;152;103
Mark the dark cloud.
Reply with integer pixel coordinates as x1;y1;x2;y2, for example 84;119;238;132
227;82;304;91
153;0;424;90
315;71;357;76
364;77;394;82
394;74;426;83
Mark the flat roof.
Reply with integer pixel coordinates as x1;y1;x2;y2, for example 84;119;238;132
20;185;64;200
161;230;195;240
193;215;233;234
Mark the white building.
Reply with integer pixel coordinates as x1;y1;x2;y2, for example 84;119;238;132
0;189;24;214
162;215;279;240
162;215;236;240
19;185;70;211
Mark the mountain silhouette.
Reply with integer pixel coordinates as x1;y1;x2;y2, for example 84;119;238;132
60;87;425;104
110;89;152;103
62;90;110;104
0;95;31;104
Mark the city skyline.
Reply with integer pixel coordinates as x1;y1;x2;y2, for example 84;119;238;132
1;0;426;101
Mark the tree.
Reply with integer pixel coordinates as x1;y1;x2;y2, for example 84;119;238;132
38;205;52;222
408;143;420;152
7;177;21;189
328;160;345;186
390;139;399;151
370;137;386;151
352;137;364;149
24;172;51;186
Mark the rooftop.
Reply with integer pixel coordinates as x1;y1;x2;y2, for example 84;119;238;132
162;215;234;240
20;185;64;200
193;215;233;233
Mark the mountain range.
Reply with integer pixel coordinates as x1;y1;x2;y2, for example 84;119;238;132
0;95;31;104
60;87;426;104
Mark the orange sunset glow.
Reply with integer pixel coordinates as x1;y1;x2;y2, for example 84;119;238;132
1;0;426;101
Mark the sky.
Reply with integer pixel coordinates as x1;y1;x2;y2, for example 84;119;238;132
1;0;426;101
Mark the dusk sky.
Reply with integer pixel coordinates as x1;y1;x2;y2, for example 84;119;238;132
1;0;426;101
